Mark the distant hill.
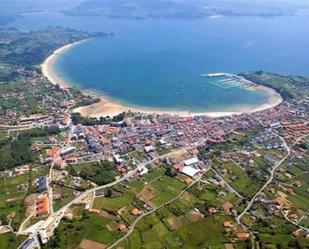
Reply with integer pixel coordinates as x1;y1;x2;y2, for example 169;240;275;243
1;0;309;25
65;0;209;19
65;0;309;19
0;0;86;15
0;0;86;25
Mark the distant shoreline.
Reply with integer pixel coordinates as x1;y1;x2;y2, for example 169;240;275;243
41;41;283;118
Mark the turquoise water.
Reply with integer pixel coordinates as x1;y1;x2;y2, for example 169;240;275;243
7;13;309;112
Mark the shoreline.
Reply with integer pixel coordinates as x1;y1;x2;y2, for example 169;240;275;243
41;41;283;118
41;40;88;89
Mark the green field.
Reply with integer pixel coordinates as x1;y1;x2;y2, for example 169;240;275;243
287;165;304;176
45;213;122;249
47;162;309;249
0;233;27;249
121;212;231;249
222;161;262;198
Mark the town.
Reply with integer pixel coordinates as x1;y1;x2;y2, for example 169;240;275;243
0;27;308;249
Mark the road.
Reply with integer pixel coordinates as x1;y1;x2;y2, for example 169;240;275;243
49;124;75;215
54;146;193;217
210;167;244;200
107;167;210;249
19;145;195;248
280;209;309;233
236;133;308;224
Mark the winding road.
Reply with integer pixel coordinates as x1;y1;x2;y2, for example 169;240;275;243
236;133;308;224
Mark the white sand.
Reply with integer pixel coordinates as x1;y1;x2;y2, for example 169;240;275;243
73;85;283;118
41;40;86;88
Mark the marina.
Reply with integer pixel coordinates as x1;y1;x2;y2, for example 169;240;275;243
201;73;255;89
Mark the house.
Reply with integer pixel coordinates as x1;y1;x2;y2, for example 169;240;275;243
292;229;305;238
54;158;65;169
46;147;61;158
19;238;36;249
223;221;233;228
144;145;155;153
118;224;127;231
225;244;234;249
275;197;287;206
173;163;183;172
183;157;199;166
219;181;225;188
65;157;77;164
36;196;49;216
289;213;299;221
114;154;124;164
130;208;141;216
293;180;301;187
222;202;234;213
138;166;149;176
236;232;249;240
60;146;76;156
89;208;101;214
38;176;48;193
14;165;30;175
208;207;218;214
181;166;201;178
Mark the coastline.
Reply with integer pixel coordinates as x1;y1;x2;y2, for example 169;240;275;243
41;41;283;118
72;84;283;118
41;40;88;89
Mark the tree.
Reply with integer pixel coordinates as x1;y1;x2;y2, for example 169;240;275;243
104;188;113;197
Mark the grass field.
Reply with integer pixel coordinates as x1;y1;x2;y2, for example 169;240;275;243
47;163;308;249
0;173;30;230
122;207;229;249
0;233;27;249
222;161;262;198
53;185;76;212
93;195;133;211
287;165;304;176
175;216;227;247
46;213;122;249
286;173;309;210
258;233;309;248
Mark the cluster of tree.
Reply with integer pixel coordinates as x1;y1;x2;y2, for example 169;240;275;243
0;27;103;66
9;134;32;167
71;112;126;126
165;167;177;177
24;126;61;137
299;142;309;150
69;160;116;185
0;126;61;171
0;70;20;82
70;96;100;110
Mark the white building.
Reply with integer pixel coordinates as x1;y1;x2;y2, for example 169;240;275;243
183;157;199;166
138;166;149;176
181;166;201;178
60;146;76;156
144;145;155;153
114;154;124;164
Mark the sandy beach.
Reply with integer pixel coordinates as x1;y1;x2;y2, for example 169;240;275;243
41;40;87;88
41;42;283;118
73;85;282;118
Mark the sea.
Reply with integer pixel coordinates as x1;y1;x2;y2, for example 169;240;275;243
6;12;309;112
